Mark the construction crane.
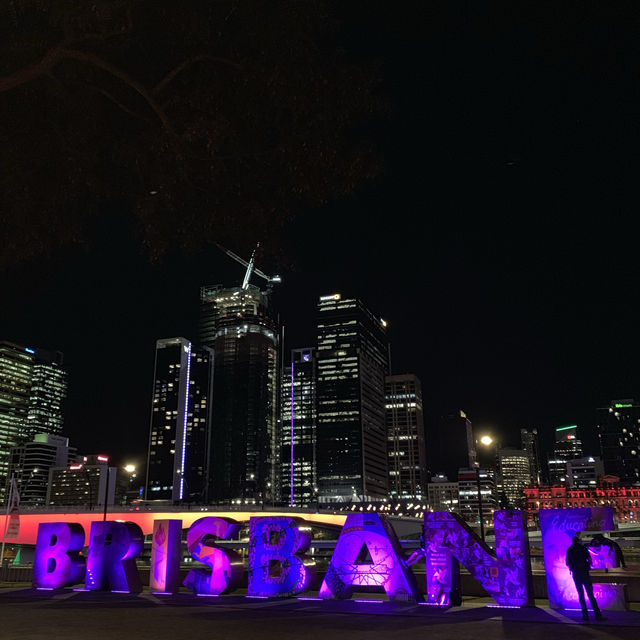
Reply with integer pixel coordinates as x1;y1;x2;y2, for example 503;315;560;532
215;242;282;290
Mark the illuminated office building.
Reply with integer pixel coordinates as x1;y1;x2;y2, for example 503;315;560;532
498;448;531;508
8;433;75;506
457;468;497;527
315;294;389;502
597;399;640;484
566;456;604;489
48;455;116;507
548;424;583;485
200;284;279;504
25;348;67;439
280;348;317;507
145;338;214;503
427;475;459;512
520;428;542;485
0;341;32;502
386;374;426;500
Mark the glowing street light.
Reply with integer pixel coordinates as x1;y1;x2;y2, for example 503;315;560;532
124;464;136;474
480;435;494;446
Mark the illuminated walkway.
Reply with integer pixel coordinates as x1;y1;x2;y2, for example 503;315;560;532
1;588;640;640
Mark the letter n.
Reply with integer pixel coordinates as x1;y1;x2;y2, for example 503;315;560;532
424;511;533;607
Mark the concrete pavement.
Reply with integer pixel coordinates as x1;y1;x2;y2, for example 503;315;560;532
1;587;640;640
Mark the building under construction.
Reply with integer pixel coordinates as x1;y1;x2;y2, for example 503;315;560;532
199;246;281;505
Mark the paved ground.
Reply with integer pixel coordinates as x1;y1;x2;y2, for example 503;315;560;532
2;587;640;640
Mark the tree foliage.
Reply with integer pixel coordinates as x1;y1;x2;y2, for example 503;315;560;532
0;1;382;266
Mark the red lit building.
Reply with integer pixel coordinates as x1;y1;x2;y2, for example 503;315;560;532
524;475;640;525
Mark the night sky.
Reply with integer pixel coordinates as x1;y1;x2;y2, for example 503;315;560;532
3;3;640;471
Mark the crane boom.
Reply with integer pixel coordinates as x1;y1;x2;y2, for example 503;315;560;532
214;242;281;287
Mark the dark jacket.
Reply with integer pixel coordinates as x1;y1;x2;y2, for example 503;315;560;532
566;542;592;574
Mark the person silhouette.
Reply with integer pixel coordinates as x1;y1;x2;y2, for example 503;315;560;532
566;536;605;622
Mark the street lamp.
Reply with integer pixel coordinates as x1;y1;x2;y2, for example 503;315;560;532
475;435;495;542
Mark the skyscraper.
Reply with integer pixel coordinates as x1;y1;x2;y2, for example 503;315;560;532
597;399;640;484
386;374;427;500
520;428;542;485
0;341;32;502
145;338;214;503
547;424;583;485
25;348;67;439
200;284;279;504
9;433;75;506
498;448;531;508
315;294;389;502
433;410;476;482
280;347;317;507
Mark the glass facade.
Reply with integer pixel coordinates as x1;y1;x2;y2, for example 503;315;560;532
0;342;34;503
385;374;426;500
200;284;279;504
280;348;317;507
457;468;498;527
315;295;389;502
520;427;542;485
25;349;67;439
547;424;583;485
597;399;640;483
498;448;531;508
146;338;213;503
9;433;75;506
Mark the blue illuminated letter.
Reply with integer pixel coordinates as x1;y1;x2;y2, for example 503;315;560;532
319;513;421;601
85;521;144;593
248;516;315;597
33;522;85;589
183;516;243;595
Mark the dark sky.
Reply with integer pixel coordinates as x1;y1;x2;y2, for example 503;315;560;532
3;2;640;469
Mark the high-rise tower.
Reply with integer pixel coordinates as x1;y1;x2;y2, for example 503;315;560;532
280;347;317;507
0;341;67;503
547;424;583;485
386;374;427;500
315;294;389;502
520;428;542;485
200;284;279;504
597;399;640;483
145;338;213;503
433;410;476;481
25;348;67;439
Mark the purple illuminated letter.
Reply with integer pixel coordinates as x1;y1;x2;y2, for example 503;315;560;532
150;519;183;594
319;513;421;601
85;521;144;593
248;517;315;597
539;507;626;611
424;511;532;607
33;522;85;589
183;516;243;595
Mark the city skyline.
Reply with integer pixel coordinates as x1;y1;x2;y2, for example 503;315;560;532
3;3;640;475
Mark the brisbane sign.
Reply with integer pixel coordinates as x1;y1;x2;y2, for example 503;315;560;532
32;507;626;610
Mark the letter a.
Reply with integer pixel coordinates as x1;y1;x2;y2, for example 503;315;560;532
248;517;315;597
33;522;85;589
319;513;420;601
